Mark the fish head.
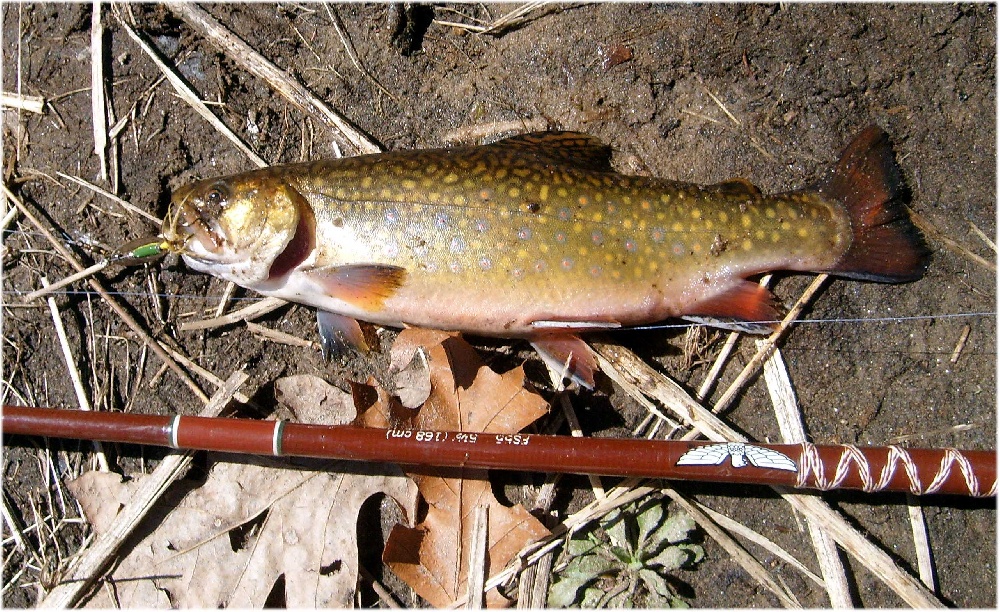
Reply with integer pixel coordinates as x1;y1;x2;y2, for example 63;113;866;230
162;171;305;286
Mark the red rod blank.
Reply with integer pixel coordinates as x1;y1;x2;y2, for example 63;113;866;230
3;406;995;497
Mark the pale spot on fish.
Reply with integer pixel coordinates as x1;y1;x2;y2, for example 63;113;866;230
402;179;416;190
592;230;604;245
453;195;467;206
539;184;549;201
742;239;754;251
765;208;776;219
479;257;492;270
561;258;573;270
509;186;521;198
517;227;532;240
718;211;729;223
443;173;458;184
797;228;810;237
741;215;752;228
592;212;604;223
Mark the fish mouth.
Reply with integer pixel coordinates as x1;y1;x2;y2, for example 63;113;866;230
161;194;228;257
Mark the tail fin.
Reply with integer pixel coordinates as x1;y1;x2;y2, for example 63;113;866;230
819;126;929;282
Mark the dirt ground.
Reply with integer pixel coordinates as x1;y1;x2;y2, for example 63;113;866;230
2;3;995;608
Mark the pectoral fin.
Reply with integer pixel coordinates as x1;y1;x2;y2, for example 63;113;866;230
317;310;369;359
304;264;407;311
530;334;598;390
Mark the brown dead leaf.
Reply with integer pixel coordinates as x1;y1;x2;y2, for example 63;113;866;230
366;329;552;607
72;377;418;608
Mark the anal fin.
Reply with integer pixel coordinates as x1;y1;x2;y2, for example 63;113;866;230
686;281;781;334
530;334;598;390
317;310;369;359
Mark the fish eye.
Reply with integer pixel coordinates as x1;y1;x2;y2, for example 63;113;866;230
205;184;229;208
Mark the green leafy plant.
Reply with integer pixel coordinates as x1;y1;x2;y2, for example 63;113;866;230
548;496;704;608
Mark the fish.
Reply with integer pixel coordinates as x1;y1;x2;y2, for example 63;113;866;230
162;127;927;388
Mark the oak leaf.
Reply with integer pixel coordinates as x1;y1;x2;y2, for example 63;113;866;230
361;329;552;607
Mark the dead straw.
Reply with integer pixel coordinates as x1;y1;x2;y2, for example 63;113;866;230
166;2;380;156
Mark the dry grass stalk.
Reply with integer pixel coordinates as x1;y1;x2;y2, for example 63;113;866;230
760;344;853;607
466;504;489;608
37;371;249;608
1;92;45;114
712;274;829;415
691;499;823;587
909;209;996;273
324;5;395;101
906;494;938;591
21;261;109;303
4;184;210;404
178;295;287;331
662;488;800;608
41;277;110;472
245;321;316;350
55;172;160;225
559;393;606;500
950;324;971;363
592;338;943;607
445;1;552;36
968;221;996;252
113;6;268;168
90;1;108;183
166;2;380;156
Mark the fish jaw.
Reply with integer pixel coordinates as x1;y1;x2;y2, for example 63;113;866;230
163;172;308;287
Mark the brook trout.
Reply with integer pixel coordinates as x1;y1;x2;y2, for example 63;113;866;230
163;128;927;387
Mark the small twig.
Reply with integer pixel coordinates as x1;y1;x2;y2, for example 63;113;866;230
760;344;853;607
212;281;238;318
42;277;110;473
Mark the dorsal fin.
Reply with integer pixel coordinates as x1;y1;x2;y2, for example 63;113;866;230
487;131;614;172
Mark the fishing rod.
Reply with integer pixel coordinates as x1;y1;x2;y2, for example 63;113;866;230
4;405;994;497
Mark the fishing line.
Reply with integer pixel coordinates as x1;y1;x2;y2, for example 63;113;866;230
3;287;994;327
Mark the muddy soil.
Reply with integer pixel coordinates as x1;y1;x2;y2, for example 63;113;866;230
2;3;995;608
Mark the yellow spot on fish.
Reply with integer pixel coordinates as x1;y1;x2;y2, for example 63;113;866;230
781;221;792;230
692;243;703;254
557;187;568;197
660;194;671;203
402;179;416;190
573;222;584;233
771;232;781;243
672;221;684;232
539;184;549;201
649;261;659;272
704;220;714;230
509;187;521;198
742;239;754;251
623;219;633;230
335;188;348;199
579;195;589;206
428;192;441;203
592;212;604;223
797;228;810;238
718;211;728;222
755;230;766;240
765;208;776;219
361;176;373;188
578;246;589;256
380;188;392;199
454;195;467;206
691;209;702;219
742;215;752;228
540;243;549;254
517;249;529;259
443;173;458;184
641;200;651;211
